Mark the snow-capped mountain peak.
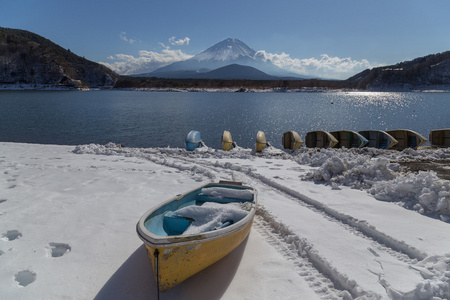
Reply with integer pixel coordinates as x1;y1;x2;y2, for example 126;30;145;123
147;38;302;79
193;38;257;62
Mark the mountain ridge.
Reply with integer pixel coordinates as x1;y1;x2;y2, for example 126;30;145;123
349;51;450;90
0;27;119;88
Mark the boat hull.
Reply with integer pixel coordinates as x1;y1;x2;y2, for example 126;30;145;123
305;131;338;148
222;130;234;151
359;130;398;149
141;217;253;292
185;131;202;151
330;130;368;148
429;129;450;147
255;131;267;152
386;129;428;149
282;131;303;151
136;182;257;292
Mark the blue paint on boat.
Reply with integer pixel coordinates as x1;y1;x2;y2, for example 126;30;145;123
143;183;255;237
358;134;369;148
185;130;202;151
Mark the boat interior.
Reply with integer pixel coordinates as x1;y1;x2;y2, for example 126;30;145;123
144;185;255;237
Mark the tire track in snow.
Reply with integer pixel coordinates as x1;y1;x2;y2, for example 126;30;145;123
170;154;427;261
73;145;437;298
137;154;413;298
153;154;436;299
254;209;353;300
249;170;427;260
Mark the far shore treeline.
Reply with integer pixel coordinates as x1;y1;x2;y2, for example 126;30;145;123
113;77;358;90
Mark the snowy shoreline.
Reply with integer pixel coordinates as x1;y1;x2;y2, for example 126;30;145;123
1;142;449;299
74;142;450;221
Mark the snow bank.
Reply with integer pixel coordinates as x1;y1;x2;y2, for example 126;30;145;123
294;147;450;220
371;171;450;219
173;202;249;234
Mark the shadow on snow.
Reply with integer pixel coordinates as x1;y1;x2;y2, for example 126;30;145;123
95;236;250;300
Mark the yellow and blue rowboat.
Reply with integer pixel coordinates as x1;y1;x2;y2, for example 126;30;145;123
282;131;303;151
330;130;369;148
305;130;338;148
359;130;398;149
136;181;257;292
429;128;450;148
386;129;427;149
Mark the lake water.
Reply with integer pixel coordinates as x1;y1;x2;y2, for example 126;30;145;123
0;90;449;149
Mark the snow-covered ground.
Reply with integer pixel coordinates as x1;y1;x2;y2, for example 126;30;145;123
1;142;449;299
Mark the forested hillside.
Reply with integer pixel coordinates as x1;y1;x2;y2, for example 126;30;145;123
0;27;118;88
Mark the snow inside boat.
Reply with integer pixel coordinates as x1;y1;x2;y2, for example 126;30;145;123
136;181;257;292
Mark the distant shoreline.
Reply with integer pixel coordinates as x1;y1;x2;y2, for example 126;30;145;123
1;83;450;93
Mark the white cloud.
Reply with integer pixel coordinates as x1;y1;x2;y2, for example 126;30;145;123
99;48;193;75
169;36;190;46
101;36;373;78
120;32;136;44
255;51;373;79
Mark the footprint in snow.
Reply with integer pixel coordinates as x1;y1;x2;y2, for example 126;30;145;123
47;242;71;257
2;230;22;241
15;270;36;287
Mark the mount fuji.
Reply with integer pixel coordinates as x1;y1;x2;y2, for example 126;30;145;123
138;38;302;80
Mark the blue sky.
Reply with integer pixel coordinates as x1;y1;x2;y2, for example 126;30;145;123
2;0;450;79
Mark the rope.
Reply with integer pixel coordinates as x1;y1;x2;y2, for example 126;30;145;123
154;249;160;300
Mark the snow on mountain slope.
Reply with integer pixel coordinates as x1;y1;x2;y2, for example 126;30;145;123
192;38;256;62
148;38;301;79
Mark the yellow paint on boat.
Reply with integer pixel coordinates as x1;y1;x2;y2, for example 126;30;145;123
305;130;338;148
143;218;254;292
255;131;267;152
282;131;303;151
222;130;234;151
429;129;450;147
386;129;428;149
136;182;257;292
